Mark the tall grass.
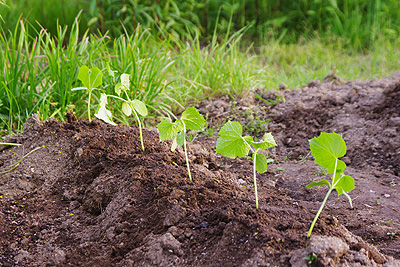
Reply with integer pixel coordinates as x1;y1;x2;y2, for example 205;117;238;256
2;0;400;49
1;15;400;134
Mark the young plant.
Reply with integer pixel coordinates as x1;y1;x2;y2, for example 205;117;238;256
72;65;103;122
306;132;355;238
216;121;277;209
95;73;148;151
157;107;205;181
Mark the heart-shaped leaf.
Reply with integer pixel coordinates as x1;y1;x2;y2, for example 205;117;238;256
78;65;103;90
216;121;252;158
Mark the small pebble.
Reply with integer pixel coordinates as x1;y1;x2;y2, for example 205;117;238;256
238;178;247;185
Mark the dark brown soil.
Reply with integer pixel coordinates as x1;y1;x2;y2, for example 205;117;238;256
0;72;399;266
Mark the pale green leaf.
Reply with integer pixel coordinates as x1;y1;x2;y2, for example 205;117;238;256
94;94;116;126
77;65;90;88
115;83;123;96
171;137;178;151
181;107;205;131
176;131;185;147
251;132;277;150
78;65;102;90
122;102;132;116
335;174;355;195
216;121;251;158
121;73;130;88
306;179;331;189
157;120;178;141
253;153;267;173
131;99;148;117
309;132;347;174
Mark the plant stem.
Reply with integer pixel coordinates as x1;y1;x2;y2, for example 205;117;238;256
182;125;192;181
0;143;21;146
0;146;41;175
88;90;92;122
253;150;259;209
133;110;145;151
307;187;333;238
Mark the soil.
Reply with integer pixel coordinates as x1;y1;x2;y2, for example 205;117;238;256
0;72;399;266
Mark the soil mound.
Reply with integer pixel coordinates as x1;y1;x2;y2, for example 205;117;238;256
0;73;399;266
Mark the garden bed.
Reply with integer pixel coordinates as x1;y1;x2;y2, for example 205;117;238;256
0;73;399;266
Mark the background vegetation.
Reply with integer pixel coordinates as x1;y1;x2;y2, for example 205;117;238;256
1;0;400;134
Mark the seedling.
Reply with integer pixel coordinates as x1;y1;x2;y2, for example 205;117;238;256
306;132;355;238
72;65;103;122
304;253;317;264
157;107;205;181
95;74;148;151
216;121;277;209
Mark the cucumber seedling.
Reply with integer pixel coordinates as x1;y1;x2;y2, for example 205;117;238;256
95;73;148;151
306;132;355;238
157;107;205;181
216;121;277;209
72;65;103;122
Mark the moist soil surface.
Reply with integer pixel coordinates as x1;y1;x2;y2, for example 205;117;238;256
0;72;399;266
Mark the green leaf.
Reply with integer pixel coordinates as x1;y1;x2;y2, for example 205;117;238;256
334;174;355;195
309;132;347;174
306;179;331;189
78;65;102;90
115;83;123;96
115;74;130;96
176;131;184;147
171;137;178;151
121;73;130;88
157;120;178;141
122;102;132;116
216;121;251;158
181;107;205;131
251;132;277;150
131;99;148;117
95;94;116;126
253;153;267;173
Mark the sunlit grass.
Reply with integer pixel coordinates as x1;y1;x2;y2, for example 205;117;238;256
1;17;400;134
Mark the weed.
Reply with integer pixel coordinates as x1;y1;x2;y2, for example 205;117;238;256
304;252;317;264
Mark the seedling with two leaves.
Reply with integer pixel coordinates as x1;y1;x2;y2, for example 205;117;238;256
306;132;355;238
95;73;148;151
216;121;277;209
157;107;205;181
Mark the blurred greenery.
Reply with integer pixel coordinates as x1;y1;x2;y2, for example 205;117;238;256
1;0;400;134
1;0;399;48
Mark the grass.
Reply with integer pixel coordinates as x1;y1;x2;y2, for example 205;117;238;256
1;15;400;134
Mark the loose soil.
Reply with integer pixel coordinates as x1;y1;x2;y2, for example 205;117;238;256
0;72;399;266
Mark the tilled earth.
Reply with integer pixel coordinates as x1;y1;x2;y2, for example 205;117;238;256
0;72;399;266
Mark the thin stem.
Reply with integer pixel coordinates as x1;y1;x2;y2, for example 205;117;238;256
88;90;92;122
183;124;192;181
307;187;333;238
133;110;145;151
0;143;21;146
0;146;41;175
253;149;259;209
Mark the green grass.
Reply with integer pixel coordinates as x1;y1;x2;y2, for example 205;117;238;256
1;16;400;134
2;0;400;49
